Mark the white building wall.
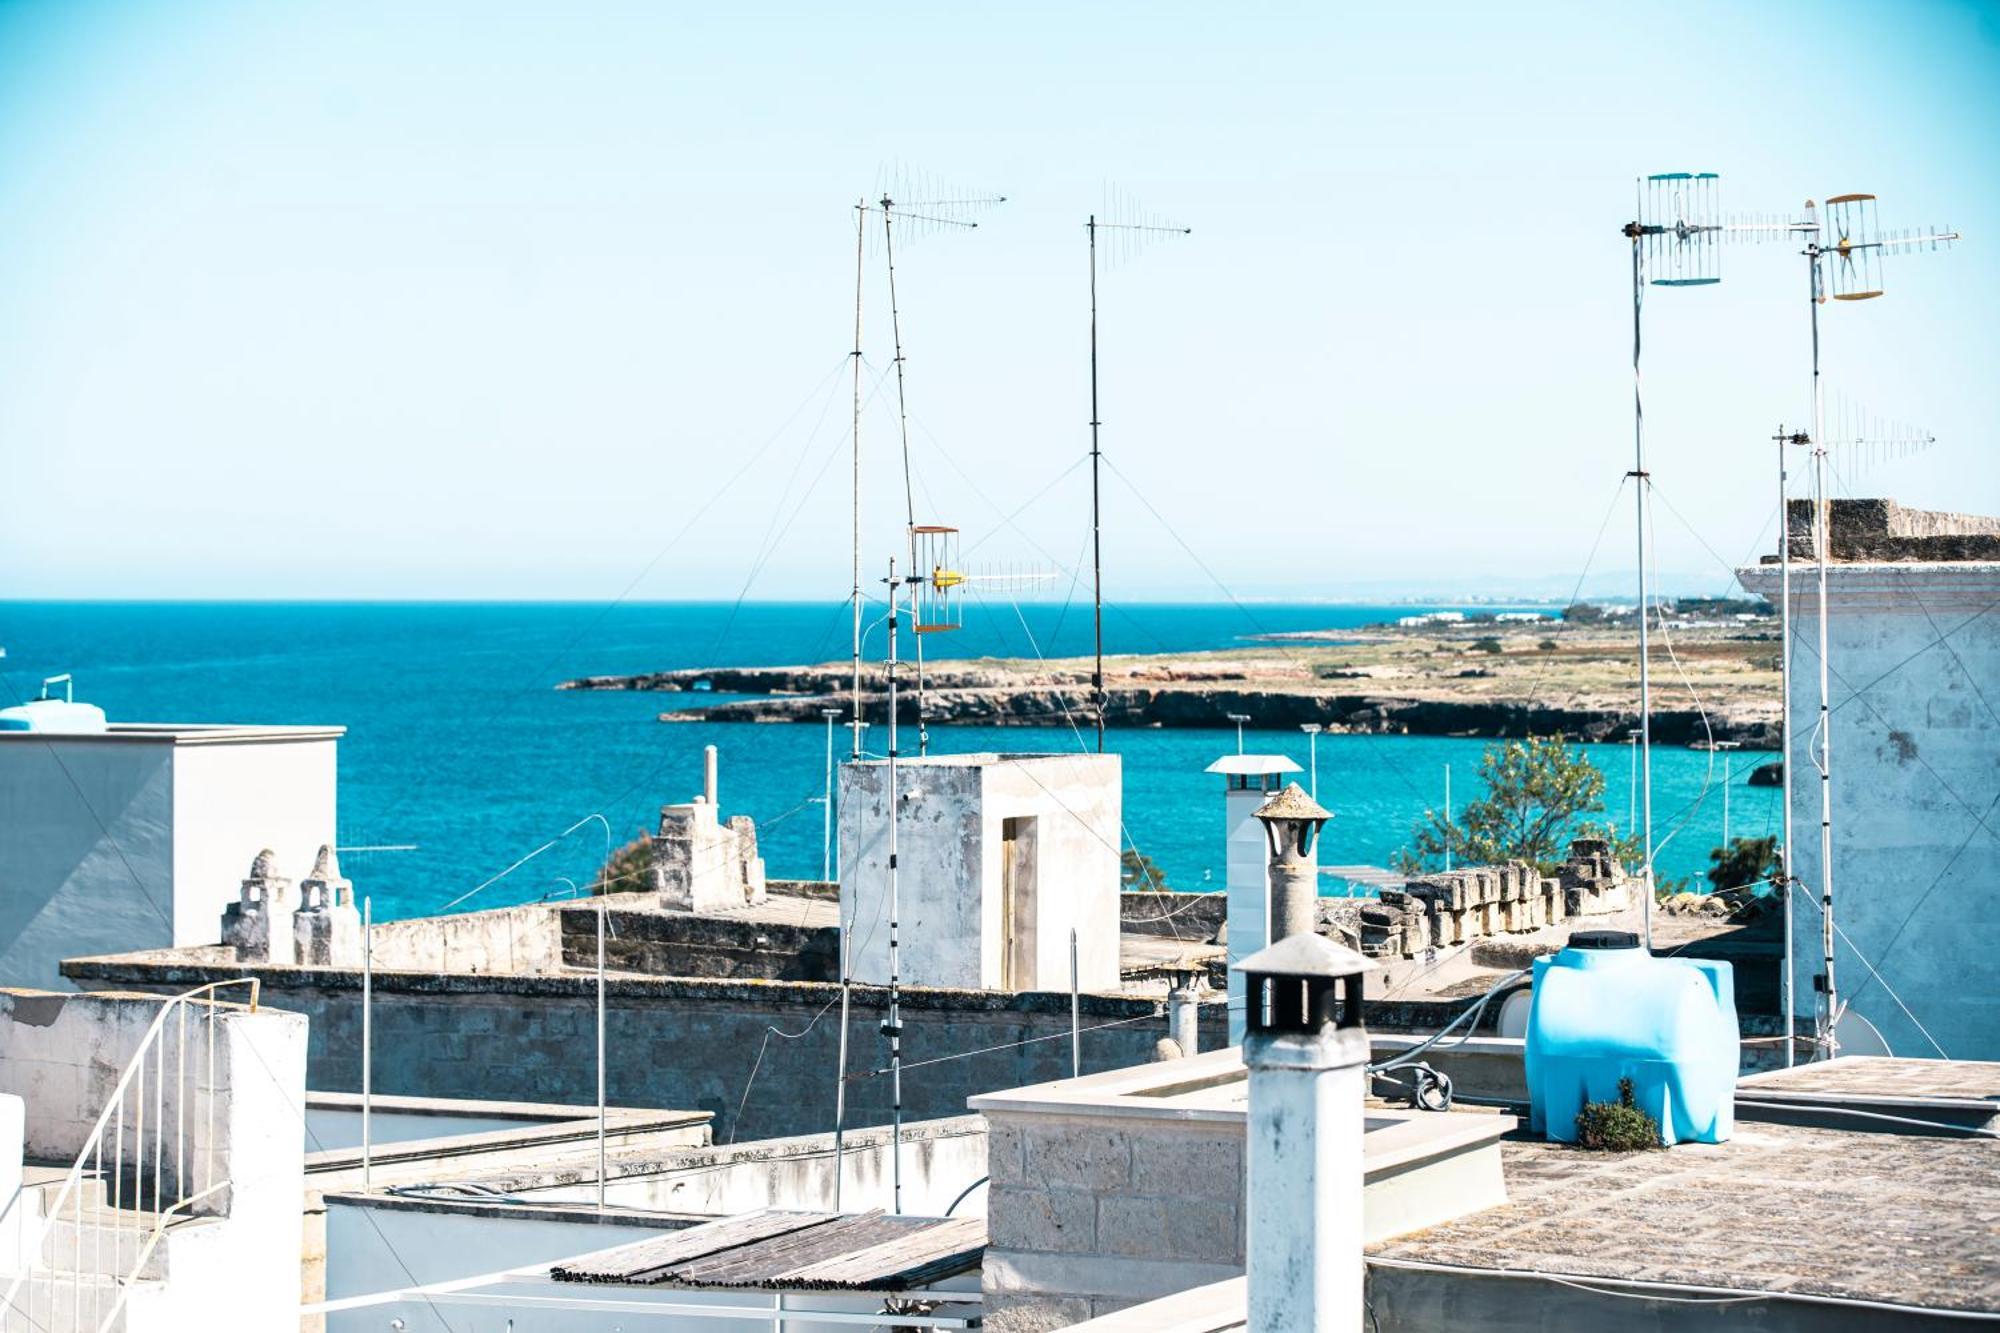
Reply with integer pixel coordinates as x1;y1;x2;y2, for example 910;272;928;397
168;735;338;944
1738;562;2000;1060
0;728;337;987
0;739;175;987
839;754;1121;993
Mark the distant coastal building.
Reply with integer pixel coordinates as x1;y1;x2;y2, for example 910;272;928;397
1737;498;2000;1060
0;703;340;987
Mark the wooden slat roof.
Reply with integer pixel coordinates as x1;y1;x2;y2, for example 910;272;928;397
550;1209;986;1292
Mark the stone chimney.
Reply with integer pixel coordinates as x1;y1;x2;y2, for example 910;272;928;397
220;849;295;964
1239;931;1374;1332
1255;782;1333;947
654;747;768;912
292;845;362;967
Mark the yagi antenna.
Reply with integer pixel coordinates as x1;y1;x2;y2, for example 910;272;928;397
1816;392;1939;478
867;164;1007;243
1809;194;1959;302
905;525;1057;634
866;172;1008;756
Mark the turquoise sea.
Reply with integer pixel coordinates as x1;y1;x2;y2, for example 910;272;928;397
0;602;1778;919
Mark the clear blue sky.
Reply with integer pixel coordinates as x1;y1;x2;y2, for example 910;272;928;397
2;1;1995;601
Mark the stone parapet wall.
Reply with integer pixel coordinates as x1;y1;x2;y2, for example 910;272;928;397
1358;839;1633;962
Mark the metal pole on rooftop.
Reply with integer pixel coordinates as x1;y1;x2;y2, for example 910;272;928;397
884;557;905;1214
1775;424;1799;1068
361;895;372;1191
1229;712;1249;755
1806;235;1838;1060
596;898;607;1211
1300;723;1322;800
850;200;867;761
1631;233;1657;953
821;707;841;882
1088;214;1107;754
1070;927;1081;1078
1440;756;1456;872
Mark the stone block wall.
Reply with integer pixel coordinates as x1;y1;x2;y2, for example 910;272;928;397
982;1111;1246;1332
1357;839;1633;962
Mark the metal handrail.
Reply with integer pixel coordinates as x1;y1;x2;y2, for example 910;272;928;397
0;979;260;1329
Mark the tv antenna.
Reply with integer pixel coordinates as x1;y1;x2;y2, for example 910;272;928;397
1087;187;1190;752
866;178;1006;758
1620;172;1731;949
833;522;1048;1213
1620;172;1804;949
1786;193;1959;1063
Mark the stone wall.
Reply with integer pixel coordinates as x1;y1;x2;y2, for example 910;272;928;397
1357;840;1634;962
983;1110;1244;1331
1781;497;2000;563
58;959;1232;1143
556;901;838;980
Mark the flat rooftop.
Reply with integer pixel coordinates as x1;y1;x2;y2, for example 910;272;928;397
1371;1115;1999;1316
0;722;344;745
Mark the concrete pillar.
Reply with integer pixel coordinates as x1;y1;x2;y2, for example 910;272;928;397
1239;933;1374;1333
703;744;719;806
1169;984;1200;1057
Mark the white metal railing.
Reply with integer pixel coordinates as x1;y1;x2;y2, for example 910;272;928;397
0;980;259;1332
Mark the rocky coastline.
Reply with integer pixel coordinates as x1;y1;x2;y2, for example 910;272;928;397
559;648;1780;747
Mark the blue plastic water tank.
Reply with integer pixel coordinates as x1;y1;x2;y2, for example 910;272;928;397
0;675;108;734
1525;929;1738;1145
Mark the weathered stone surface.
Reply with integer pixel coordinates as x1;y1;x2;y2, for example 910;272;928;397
1023;1122;1132;1193
989;1184;1097;1253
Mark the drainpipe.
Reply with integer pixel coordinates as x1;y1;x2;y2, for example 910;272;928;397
1240;931;1375;1333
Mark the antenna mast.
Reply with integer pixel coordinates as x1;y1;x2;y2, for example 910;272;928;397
1086;194;1189;752
1621;172;1724;949
851;201;868;759
874;185;1004;755
1790;195;1957;1061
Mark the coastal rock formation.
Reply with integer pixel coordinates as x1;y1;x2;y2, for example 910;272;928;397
559;624;1782;746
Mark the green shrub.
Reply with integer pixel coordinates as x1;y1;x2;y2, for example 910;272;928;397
1470;636;1504;654
1574;1077;1660;1151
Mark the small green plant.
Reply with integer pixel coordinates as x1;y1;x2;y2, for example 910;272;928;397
1574;1077;1660;1151
1470;636;1504;654
1537;638;1558;652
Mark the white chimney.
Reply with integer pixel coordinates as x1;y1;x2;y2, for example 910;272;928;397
1239;931;1374;1333
1205;753;1302;1043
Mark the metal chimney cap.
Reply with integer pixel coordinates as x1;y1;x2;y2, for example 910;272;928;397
1236;931;1375;980
1252;781;1332;825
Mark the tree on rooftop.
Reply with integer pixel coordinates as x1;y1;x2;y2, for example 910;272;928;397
1395;735;1642;876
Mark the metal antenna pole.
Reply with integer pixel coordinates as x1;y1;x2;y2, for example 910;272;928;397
884;557;905;1214
1776;425;1799;1067
1089;215;1106;752
850;201;867;759
1443;764;1453;873
821;708;840;881
880;199;931;759
1630;233;1657;951
596;899;607;1211
1807;241;1838;1060
361;895;372;1191
1081;199;1189;755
